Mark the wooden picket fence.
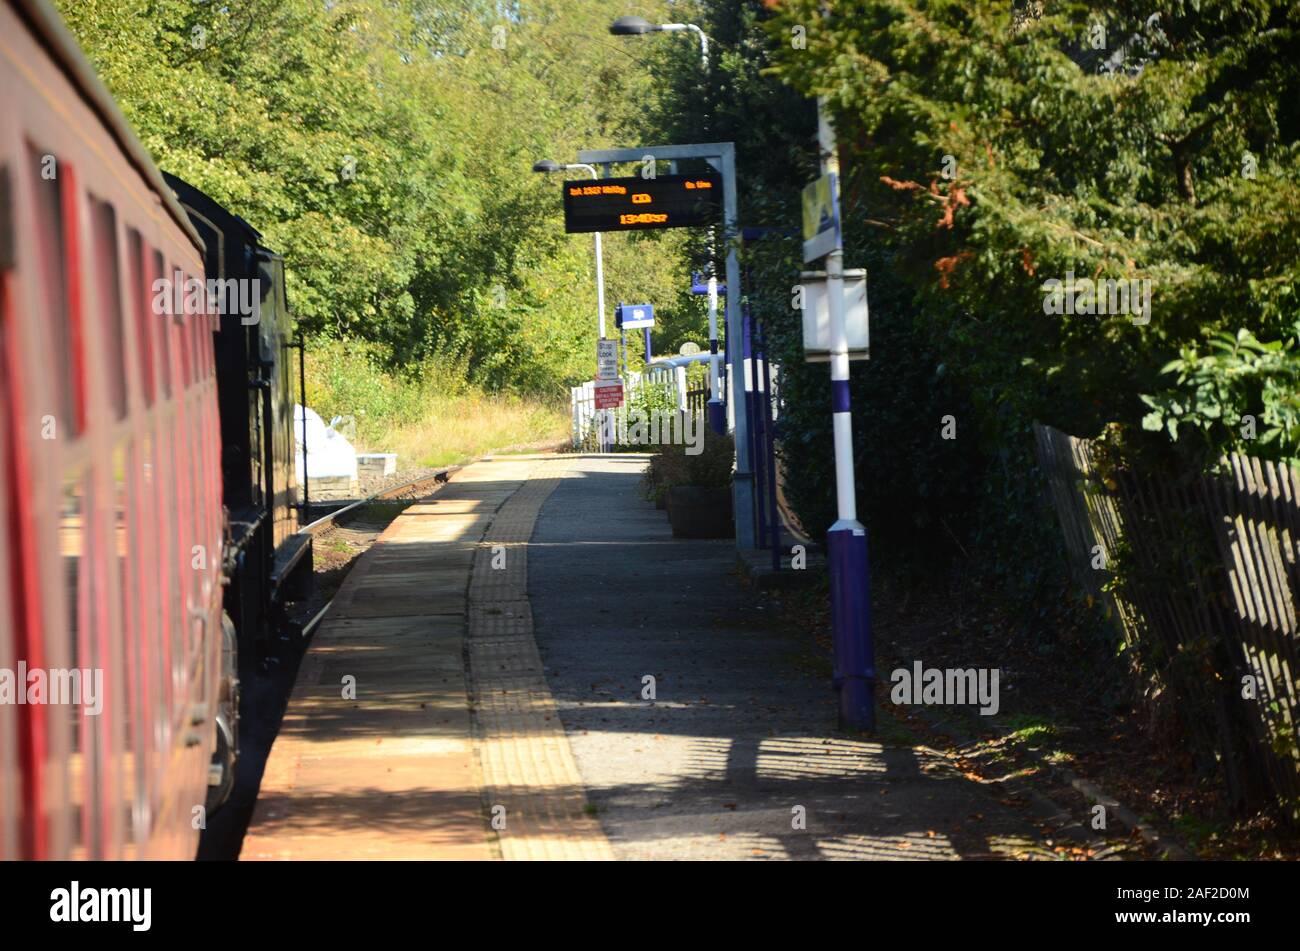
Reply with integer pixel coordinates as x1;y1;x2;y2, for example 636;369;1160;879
686;386;709;419
1033;422;1300;817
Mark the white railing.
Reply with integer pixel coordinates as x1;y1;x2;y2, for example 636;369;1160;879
569;369;686;449
568;355;780;450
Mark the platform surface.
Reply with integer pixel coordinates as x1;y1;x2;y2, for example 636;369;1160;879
241;456;610;860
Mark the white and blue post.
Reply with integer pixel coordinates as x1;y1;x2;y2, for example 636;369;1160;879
706;269;725;434
818;97;875;731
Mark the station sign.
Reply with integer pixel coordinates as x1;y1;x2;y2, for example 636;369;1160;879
801;172;840;262
563;174;722;234
800;268;869;362
593;380;624;409
616;303;655;330
597;338;619;380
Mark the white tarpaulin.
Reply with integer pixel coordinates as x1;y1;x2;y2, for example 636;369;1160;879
295;404;358;482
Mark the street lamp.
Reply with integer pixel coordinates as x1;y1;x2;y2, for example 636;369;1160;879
609;16;721;432
609;16;708;67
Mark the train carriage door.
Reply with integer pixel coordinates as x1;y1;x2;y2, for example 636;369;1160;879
22;145;94;860
89;194;131;858
150;249;176;770
256;252;295;547
0;163;36;860
0;305;15;860
247;246;265;516
122;228;153;853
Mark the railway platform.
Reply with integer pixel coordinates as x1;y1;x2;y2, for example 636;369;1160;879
242;454;608;860
242;453;1081;861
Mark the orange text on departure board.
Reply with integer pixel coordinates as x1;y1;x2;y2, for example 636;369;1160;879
569;184;629;197
619;213;669;225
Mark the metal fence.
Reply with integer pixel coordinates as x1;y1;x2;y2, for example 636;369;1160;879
1034;422;1300;817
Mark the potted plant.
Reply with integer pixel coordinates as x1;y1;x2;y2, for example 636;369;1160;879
653;421;734;538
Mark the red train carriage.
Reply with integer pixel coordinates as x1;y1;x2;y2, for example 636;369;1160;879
0;0;225;858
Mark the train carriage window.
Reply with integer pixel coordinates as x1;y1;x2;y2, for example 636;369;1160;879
102;441;131;857
191;299;202;385
201;310;212;377
137;429;164;829
26;146;83;437
121;440;146;854
91;200;127;420
83;462;114;858
191;310;203;385
160;337;188;712
127;231;154;407
59;470;89;859
177;275;193;388
152;251;170;399
1;237;49;859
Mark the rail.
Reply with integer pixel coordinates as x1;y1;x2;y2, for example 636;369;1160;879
300;464;463;536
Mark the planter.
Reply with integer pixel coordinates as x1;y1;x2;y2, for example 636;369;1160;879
667;485;734;539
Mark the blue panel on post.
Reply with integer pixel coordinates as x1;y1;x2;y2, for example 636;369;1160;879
690;271;726;295
617;303;654;330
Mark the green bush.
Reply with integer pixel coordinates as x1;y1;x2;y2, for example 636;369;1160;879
1141;325;1300;463
652;423;734;491
304;336;470;445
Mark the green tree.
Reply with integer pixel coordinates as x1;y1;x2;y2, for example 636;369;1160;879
57;0;699;394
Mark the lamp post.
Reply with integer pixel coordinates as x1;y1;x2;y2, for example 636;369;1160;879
609;16;723;434
533;159;606;338
534;158;609;448
609;15;708;67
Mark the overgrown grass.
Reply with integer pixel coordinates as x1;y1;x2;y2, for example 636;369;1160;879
304;338;569;468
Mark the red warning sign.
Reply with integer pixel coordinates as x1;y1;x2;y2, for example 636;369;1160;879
593;381;624;409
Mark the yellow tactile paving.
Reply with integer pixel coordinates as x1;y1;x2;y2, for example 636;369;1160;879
466;459;614;860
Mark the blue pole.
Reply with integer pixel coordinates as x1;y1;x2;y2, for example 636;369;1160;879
643;326;651;363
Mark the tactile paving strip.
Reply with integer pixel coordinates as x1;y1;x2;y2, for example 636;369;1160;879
466;459;615;861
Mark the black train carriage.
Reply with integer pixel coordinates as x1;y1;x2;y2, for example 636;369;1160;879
163;174;312;663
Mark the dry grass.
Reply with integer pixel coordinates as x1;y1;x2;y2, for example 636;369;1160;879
366;393;569;468
304;337;570;469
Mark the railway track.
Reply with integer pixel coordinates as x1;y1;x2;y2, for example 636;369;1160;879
301;464;463;534
289;465;465;638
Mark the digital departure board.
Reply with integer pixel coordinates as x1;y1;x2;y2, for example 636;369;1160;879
562;173;722;233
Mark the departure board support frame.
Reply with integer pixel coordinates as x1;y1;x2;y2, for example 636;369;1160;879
576;142;754;551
